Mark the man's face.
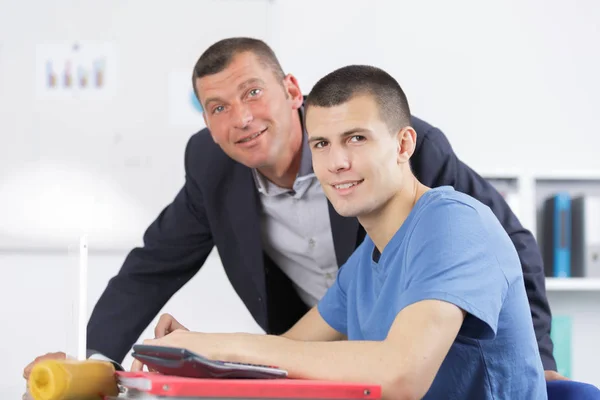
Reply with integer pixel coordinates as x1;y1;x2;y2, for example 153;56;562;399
195;52;302;169
307;95;406;218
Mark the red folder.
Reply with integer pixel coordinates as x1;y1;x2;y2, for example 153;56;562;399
116;371;381;399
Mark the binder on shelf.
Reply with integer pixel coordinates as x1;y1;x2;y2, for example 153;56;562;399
543;193;572;277
571;196;600;277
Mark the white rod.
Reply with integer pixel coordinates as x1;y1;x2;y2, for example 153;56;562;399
78;235;88;361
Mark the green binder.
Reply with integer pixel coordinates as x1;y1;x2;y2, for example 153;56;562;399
551;315;572;378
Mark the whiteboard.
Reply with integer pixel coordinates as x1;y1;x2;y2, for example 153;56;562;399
0;0;271;250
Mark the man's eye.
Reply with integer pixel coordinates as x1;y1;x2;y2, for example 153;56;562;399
249;89;262;97
350;135;365;142
213;106;224;114
314;141;328;149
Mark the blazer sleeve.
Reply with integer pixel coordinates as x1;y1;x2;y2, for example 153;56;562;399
86;135;214;363
411;119;556;371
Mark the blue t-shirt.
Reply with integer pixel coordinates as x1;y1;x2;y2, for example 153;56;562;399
318;186;547;399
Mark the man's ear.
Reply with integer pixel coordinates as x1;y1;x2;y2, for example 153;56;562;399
396;126;417;164
283;73;304;110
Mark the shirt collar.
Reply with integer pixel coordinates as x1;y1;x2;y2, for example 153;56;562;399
252;105;315;195
296;105;314;179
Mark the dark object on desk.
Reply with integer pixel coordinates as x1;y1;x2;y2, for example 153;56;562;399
131;344;288;379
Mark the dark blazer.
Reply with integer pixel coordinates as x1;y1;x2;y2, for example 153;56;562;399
87;115;555;370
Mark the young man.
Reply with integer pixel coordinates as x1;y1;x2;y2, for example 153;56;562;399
131;65;548;399
23;37;560;381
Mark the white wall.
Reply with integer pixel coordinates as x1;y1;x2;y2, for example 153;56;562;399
270;0;600;174
1;0;599;397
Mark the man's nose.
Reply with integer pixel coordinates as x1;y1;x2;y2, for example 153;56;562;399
328;146;351;173
232;104;253;128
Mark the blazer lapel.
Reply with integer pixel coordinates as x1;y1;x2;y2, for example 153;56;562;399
327;200;360;268
225;163;266;295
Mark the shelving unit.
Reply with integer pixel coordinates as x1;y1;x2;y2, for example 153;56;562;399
482;169;600;247
481;171;600;284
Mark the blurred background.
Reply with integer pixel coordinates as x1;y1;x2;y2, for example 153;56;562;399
1;0;599;396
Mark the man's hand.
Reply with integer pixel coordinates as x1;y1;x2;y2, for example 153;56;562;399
154;313;189;338
130;329;208;372
23;352;66;380
130;313;193;372
545;370;570;381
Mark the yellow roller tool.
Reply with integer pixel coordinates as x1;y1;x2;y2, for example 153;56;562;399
27;358;120;400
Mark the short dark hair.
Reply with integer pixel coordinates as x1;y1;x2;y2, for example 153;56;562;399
191;37;285;99
305;65;411;133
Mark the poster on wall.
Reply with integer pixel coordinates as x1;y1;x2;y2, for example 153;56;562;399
35;41;117;100
168;69;206;129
